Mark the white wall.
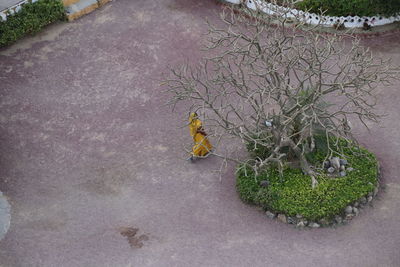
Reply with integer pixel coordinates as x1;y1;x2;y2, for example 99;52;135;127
229;0;400;28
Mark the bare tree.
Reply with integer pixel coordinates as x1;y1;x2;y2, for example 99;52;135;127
165;3;398;188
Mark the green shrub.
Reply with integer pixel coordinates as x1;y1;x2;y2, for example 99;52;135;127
0;0;66;48
295;0;400;17
236;140;379;221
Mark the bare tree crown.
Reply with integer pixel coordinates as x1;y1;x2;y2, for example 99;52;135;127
166;5;398;187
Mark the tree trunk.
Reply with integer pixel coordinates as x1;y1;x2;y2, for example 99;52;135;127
286;138;319;189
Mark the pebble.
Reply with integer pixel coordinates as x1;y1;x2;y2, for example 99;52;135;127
309;222;320;228
340;165;346;171
277;214;287;224
287;217;296;224
330;157;341;169
373;187;379;197
353;207;359;216
367;196;373;202
360;197;367;204
339;159;348;166
323;161;330;169
339;171;346;177
265;211;276;219
345;206;353;214
334;215;343;224
327;167;335;174
346;214;354;220
297;221;305;227
353;201;359;207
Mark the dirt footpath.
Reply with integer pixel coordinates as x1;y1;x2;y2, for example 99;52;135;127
0;0;399;266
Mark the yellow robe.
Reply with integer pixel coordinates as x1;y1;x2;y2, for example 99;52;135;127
189;113;212;157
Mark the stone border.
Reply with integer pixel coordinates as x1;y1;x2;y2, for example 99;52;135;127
264;166;381;228
223;0;400;29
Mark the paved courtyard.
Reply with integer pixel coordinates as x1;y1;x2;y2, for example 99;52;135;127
0;0;400;266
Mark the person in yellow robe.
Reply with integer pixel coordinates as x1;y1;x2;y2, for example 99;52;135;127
188;112;212;161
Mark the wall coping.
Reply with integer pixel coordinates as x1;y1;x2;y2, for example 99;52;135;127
224;0;400;28
0;0;39;21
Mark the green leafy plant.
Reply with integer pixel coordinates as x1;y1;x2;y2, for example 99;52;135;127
237;139;379;221
295;0;400;17
0;0;66;48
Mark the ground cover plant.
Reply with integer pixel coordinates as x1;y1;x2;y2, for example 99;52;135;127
0;0;65;48
237;136;378;221
166;5;398;223
295;0;400;17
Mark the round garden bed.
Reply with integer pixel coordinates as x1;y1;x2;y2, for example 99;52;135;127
236;138;380;228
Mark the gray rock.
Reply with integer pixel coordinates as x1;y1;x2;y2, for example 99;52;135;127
277;214;287;224
309;222;320;228
334;215;343;224
297;221;305;227
360;197;367;205
353;201;360;207
368;196;373;202
303;220;309;226
345;206;353;214
373;187;379;197
260;180;269;187
339;171;346;177
327;167;335;174
323;161;330;169
367;191;373;197
346;214;354;220
340;165;346;171
353;207;359;216
339;158;348;166
330;157;341;170
265;211;276;219
287;217;296;224
347;167;354;172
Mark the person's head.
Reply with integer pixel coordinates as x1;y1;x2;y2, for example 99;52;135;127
189;112;198;122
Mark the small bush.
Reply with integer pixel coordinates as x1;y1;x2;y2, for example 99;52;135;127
236;139;379;221
295;0;400;17
0;0;66;48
